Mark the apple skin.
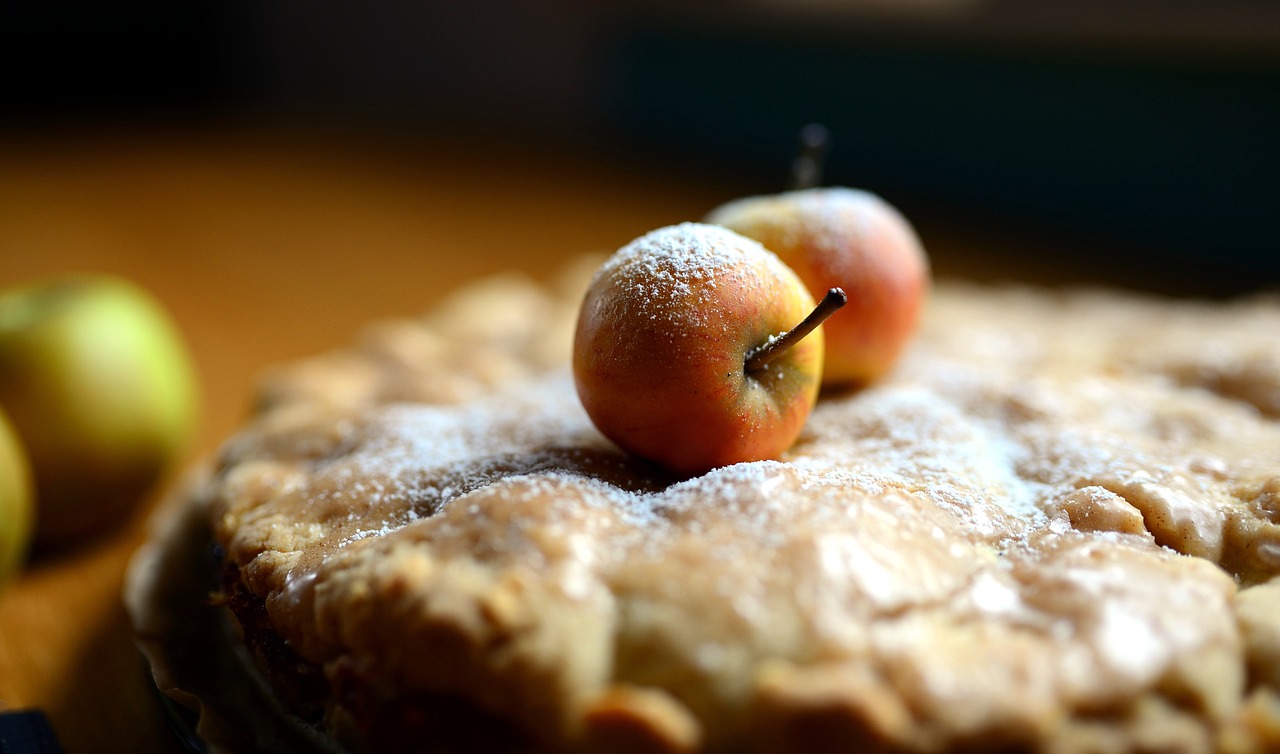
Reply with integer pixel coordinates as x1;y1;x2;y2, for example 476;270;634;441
0;407;34;585
706;187;929;388
0;275;198;546
573;223;823;476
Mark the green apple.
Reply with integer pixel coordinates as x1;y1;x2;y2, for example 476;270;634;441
0;275;198;546
0;406;34;584
573;223;843;476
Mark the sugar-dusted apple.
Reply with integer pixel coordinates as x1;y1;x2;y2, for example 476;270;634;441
707;187;928;387
573;223;844;475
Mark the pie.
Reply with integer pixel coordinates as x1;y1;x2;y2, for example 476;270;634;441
128;257;1280;753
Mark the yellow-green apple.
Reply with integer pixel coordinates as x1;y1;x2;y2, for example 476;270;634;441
706;187;929;387
573;223;844;475
0;406;33;584
0;275;198;546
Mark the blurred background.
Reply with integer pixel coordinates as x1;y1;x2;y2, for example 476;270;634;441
3;0;1278;293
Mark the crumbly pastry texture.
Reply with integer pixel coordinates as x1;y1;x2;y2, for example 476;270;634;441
206;260;1280;753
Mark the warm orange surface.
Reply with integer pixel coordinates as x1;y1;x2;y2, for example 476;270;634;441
0;124;754;753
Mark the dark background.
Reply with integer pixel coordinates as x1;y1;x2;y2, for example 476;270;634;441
3;0;1278;293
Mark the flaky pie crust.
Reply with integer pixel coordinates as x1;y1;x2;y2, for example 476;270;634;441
130;260;1280;753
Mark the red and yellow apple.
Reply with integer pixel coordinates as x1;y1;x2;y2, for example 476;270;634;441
0;275;199;546
706;187;929;388
0;407;33;585
573;223;843;475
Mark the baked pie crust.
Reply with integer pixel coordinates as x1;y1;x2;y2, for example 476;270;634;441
129;259;1280;753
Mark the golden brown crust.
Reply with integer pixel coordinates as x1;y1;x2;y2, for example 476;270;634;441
195;265;1280;753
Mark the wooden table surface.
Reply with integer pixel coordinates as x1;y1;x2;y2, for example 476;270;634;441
0;123;1046;753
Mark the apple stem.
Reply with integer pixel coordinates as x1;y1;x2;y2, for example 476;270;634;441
788;123;831;191
745;287;847;374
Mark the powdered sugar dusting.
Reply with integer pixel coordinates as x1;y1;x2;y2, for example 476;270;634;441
595;222;773;290
706;187;904;283
210;265;1280;752
587;222;791;331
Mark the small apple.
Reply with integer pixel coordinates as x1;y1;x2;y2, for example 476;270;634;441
0;406;34;585
0;275;199;546
706;186;929;388
573;223;844;476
